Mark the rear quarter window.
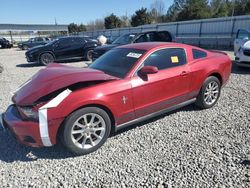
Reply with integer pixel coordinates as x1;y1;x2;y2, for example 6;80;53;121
192;49;207;59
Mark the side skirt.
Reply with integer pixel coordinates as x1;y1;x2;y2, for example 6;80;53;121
115;98;196;132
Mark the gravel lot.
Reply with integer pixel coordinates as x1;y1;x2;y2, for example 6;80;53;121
0;48;249;187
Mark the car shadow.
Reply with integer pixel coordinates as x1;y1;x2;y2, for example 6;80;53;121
15;48;25;51
16;63;43;67
16;59;90;68
0;104;196;162
231;61;250;75
112;104;199;137
0;130;73;162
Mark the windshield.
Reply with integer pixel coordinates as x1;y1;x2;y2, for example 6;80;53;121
89;48;145;78
112;34;136;45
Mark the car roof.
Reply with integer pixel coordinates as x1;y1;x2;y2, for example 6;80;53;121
118;42;191;51
57;36;89;39
122;30;170;36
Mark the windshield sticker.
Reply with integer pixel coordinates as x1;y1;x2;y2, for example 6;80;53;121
171;56;179;63
127;52;142;58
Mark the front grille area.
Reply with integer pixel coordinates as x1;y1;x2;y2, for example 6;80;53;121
243;49;250;56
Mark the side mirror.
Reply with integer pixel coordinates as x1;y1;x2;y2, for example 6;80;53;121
139;66;158;75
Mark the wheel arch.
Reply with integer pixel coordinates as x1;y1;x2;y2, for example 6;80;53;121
38;51;56;60
84;47;95;57
208;72;223;85
56;103;116;142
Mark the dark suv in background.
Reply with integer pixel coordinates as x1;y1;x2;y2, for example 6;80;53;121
25;36;98;65
92;30;174;60
0;38;12;49
18;37;50;50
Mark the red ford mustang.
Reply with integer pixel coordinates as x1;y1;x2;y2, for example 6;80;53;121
2;42;232;155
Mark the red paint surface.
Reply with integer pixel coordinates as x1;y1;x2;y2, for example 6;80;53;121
4;42;232;147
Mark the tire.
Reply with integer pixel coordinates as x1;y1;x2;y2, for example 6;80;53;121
39;52;55;66
22;45;28;50
0;65;3;73
60;107;111;155
195;76;221;109
85;49;94;61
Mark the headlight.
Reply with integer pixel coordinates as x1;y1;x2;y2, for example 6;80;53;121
18;106;39;120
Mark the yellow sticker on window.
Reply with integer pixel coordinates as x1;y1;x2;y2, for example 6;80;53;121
171;56;179;63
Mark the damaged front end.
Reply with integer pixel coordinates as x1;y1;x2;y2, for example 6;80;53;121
3;63;118;147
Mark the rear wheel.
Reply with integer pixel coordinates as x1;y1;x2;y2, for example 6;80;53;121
39;52;55;66
85;49;94;61
22;45;28;50
195;76;221;109
60;107;111;155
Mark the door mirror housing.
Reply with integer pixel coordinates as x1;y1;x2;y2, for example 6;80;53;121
139;66;158;75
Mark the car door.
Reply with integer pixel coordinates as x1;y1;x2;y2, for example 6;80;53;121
234;29;250;54
131;48;191;118
53;38;76;60
72;37;86;57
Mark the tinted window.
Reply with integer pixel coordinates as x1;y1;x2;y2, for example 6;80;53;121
112;34;135;45
192;49;207;59
143;48;186;70
72;37;85;44
147;33;157;41
46;39;58;46
59;38;72;47
36;37;44;41
135;34;148;43
156;31;172;42
237;30;250;39
90;48;145;78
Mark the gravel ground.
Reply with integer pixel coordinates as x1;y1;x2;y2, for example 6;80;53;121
0;48;249;187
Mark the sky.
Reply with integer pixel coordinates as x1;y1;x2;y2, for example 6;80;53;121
0;0;173;25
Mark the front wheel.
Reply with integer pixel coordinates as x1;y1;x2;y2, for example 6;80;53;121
60;107;111;155
39;52;55;66
195;76;221;109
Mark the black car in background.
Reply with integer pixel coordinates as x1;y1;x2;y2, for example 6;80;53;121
25;36;98;65
92;31;174;60
18;37;50;50
0;38;12;48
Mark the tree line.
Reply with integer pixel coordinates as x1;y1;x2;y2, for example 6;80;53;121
68;0;250;33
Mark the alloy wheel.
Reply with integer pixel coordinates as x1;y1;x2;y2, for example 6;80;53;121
204;81;219;105
71;113;106;149
41;53;54;65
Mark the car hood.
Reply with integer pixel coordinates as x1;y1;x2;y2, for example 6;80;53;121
27;45;46;52
242;41;250;49
13;63;119;106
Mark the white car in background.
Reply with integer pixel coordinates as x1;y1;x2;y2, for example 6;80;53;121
234;29;250;67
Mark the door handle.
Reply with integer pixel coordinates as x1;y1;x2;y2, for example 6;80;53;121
180;71;189;76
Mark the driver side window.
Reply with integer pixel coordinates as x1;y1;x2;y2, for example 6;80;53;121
143;48;186;70
135;34;148;43
58;38;72;47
